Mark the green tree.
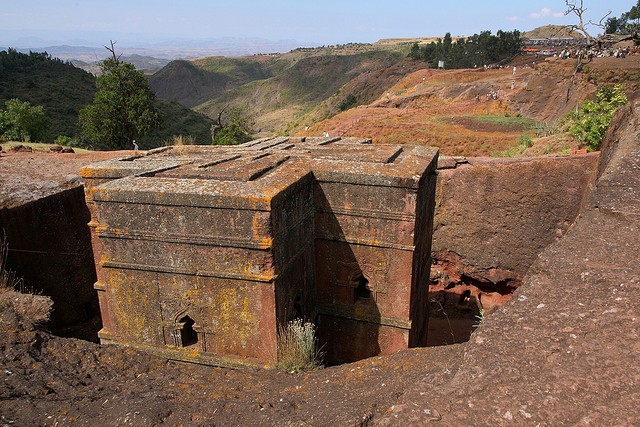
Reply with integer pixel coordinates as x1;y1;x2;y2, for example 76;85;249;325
408;30;520;68
79;42;158;149
443;32;453;57
0;98;48;142
605;16;625;34
339;94;358;111
212;108;253;145
600;0;640;35
569;85;628;151
408;42;421;60
623;0;640;33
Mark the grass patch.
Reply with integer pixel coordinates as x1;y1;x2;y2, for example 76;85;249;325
492;132;535;157
464;115;537;129
434;115;537;133
276;319;323;372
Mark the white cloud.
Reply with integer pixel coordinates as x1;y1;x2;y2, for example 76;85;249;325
506;16;520;22
530;7;564;19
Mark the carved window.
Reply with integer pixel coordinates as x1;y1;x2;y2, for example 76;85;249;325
178;315;198;347
354;274;372;302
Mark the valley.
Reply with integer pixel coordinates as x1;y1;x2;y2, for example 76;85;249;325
146;39;640;156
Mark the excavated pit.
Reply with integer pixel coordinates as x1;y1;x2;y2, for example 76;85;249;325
427;152;598;345
0;144;598;354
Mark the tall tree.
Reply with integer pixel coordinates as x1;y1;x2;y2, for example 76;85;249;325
79;41;158;150
605;16;625;34
443;32;453;57
408;42;421;60
0;98;48;142
622;0;640;33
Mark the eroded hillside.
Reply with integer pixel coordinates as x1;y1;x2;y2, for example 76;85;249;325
150;45;640;156
302;57;608;156
148;45;422;135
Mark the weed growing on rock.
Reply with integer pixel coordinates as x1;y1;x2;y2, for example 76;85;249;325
276;319;323;372
0;236;52;325
169;134;196;146
0;235;22;297
473;306;485;329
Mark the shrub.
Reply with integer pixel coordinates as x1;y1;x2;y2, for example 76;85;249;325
568;84;628;151
167;135;196;146
494;133;534;157
54;135;74;146
518;133;533;148
535;121;557;137
339;94;358;111
213;109;253;146
0;98;49;142
276;319;323;372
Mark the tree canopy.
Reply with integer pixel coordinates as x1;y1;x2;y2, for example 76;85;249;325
408;30;522;69
605;0;640;35
79;43;159;149
212;108;254;145
0;98;48;142
0;48;95;141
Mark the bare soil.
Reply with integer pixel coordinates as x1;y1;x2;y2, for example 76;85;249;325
304;55;640;156
1;299;461;426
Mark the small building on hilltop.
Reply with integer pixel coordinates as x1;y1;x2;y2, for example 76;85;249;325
81;137;438;366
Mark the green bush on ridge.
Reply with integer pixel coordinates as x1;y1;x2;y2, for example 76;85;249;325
568;84;628;152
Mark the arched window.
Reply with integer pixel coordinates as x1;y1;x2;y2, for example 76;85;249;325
354;274;372;301
178;315;198;347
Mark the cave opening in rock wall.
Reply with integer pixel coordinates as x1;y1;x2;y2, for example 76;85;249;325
427;259;522;347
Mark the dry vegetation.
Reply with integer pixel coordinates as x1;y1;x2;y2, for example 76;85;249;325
301;54;640;157
302;66;546;156
0;236;52;326
166;134;197;146
0;141;93;154
275;319;323;373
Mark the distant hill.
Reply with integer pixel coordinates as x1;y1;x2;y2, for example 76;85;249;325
138;98;215;148
0;48;214;146
70;54;172;75
149;57;278;108
149;44;417;134
523;25;584;39
0;49;96;140
1;36;305;63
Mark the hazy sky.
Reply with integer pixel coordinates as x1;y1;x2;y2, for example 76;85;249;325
0;0;633;46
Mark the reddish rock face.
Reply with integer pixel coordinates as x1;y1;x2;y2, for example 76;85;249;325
81;137;438;366
428;153;599;345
